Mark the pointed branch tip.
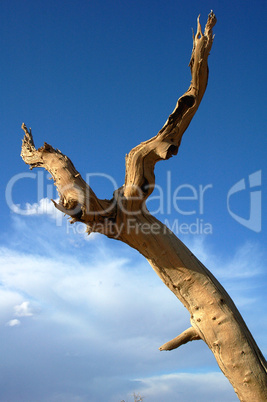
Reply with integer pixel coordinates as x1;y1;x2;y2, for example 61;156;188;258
159;326;201;351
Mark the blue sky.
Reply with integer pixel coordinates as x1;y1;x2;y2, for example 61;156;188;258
1;0;266;401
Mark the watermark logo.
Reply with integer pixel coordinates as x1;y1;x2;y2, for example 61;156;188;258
227;170;261;232
5;169;262;235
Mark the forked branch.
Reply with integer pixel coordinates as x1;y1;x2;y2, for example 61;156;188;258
21;13;216;221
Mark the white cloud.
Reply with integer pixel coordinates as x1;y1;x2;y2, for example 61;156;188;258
10;197;63;223
14;301;34;317
6;318;21;327
24;197;59;215
0;289;24;322
129;372;238;402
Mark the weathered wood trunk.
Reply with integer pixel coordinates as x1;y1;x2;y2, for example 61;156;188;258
117;212;267;400
21;12;267;401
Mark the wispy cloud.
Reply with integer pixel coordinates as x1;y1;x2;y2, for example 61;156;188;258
0;215;265;401
10;197;60;217
0;242;187;337
14;301;34;317
183;236;264;279
129;372;238;402
6;318;21;327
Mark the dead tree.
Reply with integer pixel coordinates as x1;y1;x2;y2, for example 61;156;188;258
21;12;267;401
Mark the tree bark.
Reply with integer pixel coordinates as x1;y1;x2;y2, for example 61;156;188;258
20;12;267;401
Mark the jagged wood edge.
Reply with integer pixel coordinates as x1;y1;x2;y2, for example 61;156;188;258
20;123;115;233
124;12;216;206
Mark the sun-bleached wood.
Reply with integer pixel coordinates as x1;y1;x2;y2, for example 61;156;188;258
21;12;267;401
159;327;200;351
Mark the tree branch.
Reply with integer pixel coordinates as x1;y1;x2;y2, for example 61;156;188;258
124;11;216;203
159;326;201;351
21;123;116;232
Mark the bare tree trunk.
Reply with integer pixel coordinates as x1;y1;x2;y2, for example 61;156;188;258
20;12;267;401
